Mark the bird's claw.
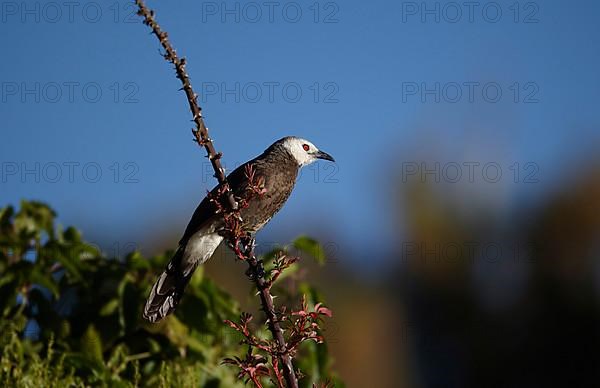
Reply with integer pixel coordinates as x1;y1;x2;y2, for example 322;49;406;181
245;260;265;281
256;260;265;278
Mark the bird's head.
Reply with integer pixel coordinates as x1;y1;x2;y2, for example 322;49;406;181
275;136;335;167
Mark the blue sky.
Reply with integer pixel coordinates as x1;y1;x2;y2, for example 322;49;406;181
1;0;599;268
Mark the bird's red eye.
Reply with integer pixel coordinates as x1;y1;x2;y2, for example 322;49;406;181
302;144;310;151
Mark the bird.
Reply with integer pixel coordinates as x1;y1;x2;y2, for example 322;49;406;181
143;136;335;323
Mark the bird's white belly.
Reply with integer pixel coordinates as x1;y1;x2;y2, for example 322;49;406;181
182;233;224;275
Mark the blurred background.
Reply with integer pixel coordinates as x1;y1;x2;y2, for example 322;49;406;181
1;0;600;386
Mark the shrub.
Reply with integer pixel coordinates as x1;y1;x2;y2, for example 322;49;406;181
0;201;340;387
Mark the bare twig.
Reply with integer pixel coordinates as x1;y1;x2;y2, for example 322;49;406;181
134;0;237;211
133;2;298;387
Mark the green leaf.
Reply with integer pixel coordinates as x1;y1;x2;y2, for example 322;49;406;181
262;245;287;262
39;239;91;283
99;299;119;316
29;267;59;298
81;324;104;367
119;277;140;334
125;250;150;270
62;226;82;244
0;205;15;228
293;236;326;265
15;200;56;238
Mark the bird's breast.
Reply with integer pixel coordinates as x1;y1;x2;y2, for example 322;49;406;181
239;167;297;232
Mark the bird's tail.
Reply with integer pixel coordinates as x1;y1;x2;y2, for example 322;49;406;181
143;247;194;323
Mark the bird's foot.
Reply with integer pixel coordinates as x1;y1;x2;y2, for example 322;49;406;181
245;259;265;280
256;259;265;278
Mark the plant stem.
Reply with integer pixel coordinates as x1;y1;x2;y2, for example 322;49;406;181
243;240;298;388
133;2;298;386
134;0;237;211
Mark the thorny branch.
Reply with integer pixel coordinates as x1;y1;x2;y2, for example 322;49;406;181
133;2;332;387
134;0;237;211
208;166;299;388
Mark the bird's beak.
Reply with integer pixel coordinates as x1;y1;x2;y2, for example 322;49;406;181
315;150;335;162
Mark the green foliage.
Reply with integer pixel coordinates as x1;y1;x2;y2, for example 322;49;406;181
0;201;340;386
293;236;326;265
1;327;86;387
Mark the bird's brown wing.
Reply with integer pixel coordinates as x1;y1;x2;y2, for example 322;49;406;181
178;161;256;245
145;160;267;323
